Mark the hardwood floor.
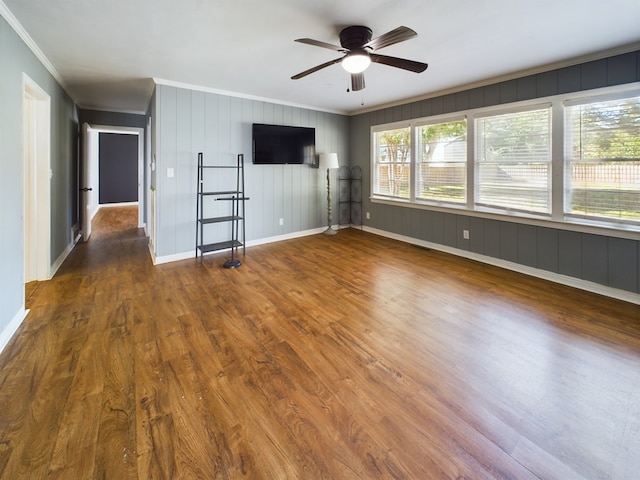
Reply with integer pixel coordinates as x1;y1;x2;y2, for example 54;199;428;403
1;206;639;479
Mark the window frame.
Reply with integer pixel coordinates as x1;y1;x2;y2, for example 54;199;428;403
371;121;413;201
563;92;640;227
413;115;468;207
369;83;640;237
473;103;553;216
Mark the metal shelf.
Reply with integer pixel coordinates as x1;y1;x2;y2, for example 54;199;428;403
197;240;243;254
195;153;248;267
198;215;243;224
200;190;238;196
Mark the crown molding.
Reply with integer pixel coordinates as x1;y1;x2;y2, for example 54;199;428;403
351;41;640;115
153;78;348;116
0;0;67;89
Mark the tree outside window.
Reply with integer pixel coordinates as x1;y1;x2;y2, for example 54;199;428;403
373;128;411;198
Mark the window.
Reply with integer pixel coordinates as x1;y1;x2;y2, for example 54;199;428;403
565;95;640;223
415;119;467;204
373;126;411;199
475;107;551;214
369;85;640;233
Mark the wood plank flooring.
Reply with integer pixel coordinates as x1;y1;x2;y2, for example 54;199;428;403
1;205;639;479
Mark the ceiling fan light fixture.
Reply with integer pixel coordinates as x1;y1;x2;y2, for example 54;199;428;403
341;51;371;74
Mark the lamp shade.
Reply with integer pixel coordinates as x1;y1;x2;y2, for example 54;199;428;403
318;153;339;170
341;51;371;74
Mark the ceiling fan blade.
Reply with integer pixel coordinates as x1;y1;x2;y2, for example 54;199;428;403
365;26;417;51
291;57;343;80
295;38;345;52
370;53;428;73
351;73;365;91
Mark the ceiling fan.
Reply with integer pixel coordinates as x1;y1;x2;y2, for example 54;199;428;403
291;25;428;92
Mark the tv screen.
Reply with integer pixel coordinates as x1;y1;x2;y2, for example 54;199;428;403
252;124;315;165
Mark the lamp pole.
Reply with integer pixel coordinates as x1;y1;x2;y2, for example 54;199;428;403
319;153;339;236
324;166;336;235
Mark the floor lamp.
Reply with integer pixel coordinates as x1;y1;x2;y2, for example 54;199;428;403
319;153;340;235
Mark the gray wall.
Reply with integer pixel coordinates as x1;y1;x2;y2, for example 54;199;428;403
153;84;349;258
0;14;78;331
99;133;139;204
351;51;640;294
79;109;147;129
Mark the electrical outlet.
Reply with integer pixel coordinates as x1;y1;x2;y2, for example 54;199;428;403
279;218;284;226
366;212;371;220
463;229;470;240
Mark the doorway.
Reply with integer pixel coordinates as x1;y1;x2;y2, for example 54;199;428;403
81;125;145;240
23;74;51;283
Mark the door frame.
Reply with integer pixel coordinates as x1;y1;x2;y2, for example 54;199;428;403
83;124;146;236
22;74;51;282
84;125;145;230
81;123;98;241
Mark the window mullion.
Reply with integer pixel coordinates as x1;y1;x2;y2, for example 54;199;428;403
466;115;475;210
410;124;417;202
551;100;565;221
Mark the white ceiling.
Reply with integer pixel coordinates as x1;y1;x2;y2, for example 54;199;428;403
3;0;640;115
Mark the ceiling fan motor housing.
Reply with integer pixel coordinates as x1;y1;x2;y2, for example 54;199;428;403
339;26;373;50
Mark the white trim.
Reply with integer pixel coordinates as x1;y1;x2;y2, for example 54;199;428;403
245;227;326;248
0;1;66;88
22;74;52;281
91;126;145;228
0;307;28;356
563;84;640;107
153;78;345;115
90;125;144;135
363;225;640;306
152;227;325;265
354;42;640;115
50;234;81;277
147;241;156;264
99;201;139;208
153;250;197;265
371;119;412;133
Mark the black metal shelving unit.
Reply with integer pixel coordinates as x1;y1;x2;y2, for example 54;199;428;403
196;152;249;267
337;165;363;229
350;165;363;228
338;165;351;227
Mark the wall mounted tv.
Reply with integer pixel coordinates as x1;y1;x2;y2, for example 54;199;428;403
252;123;315;165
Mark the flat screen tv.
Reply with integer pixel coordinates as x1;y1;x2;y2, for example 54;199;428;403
252;123;315;165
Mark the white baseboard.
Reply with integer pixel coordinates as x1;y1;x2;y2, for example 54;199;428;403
0;307;28;356
90;205;99;221
364;226;640;306
99;201;139;208
153;250;190;265
152;227;326;265
50;233;81;278
245;227;325;248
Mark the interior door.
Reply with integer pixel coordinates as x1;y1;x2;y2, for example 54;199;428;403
81;123;95;241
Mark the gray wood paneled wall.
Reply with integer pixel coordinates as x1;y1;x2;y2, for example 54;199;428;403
350;51;640;294
153;84;349;258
